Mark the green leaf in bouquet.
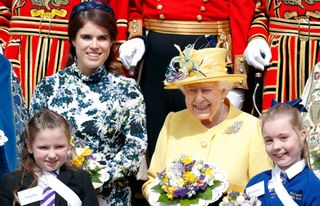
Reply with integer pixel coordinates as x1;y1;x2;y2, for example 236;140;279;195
151;184;164;193
90;172;102;183
158;193;179;203
180;198;199;206
197;180;221;200
230;191;240;200
197;187;212;200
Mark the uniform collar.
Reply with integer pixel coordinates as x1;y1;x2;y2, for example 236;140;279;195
275;159;306;180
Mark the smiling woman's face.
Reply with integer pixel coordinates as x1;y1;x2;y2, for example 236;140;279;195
182;82;225;125
72;21;113;76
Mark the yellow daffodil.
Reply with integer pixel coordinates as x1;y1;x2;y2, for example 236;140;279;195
163;175;169;185
184;171;196;183
182;156;193;165
167;186;176;200
82;147;92;156
205;168;214;177
71;155;85;168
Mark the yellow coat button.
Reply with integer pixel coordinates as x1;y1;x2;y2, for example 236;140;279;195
203;0;208;2
157;4;163;10
200;6;206;12
201;141;208;148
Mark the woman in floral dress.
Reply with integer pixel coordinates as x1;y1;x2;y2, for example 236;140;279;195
29;2;147;205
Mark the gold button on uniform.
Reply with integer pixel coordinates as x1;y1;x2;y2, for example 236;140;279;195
132;20;138;33
157;4;163;10
197;15;202;21
159;14;165;20
203;0;208;2
201;141;208;148
200;6;205;12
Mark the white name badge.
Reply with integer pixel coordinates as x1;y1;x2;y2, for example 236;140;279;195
17;186;43;205
246;181;265;197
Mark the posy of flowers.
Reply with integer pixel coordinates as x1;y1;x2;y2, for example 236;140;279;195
219;191;261;206
70;137;109;190
152;155;228;206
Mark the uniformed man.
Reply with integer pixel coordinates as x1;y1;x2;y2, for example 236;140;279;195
244;0;320;111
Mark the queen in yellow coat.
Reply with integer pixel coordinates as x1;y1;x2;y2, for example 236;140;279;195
142;45;272;204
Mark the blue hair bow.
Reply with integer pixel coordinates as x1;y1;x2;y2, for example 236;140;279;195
271;98;308;112
70;1;114;20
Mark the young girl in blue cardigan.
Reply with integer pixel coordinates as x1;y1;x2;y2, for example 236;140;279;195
246;103;320;206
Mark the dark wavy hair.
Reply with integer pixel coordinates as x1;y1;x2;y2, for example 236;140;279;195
13;109;71;204
66;2;122;75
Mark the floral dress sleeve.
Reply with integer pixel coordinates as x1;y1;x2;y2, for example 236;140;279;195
104;78;147;183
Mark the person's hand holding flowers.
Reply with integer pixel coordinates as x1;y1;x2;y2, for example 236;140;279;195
151;154;228;206
70;137;110;190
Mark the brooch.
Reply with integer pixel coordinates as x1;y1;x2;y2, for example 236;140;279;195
224;121;243;134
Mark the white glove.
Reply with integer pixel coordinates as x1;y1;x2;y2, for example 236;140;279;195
119;38;145;70
227;89;245;109
243;38;271;71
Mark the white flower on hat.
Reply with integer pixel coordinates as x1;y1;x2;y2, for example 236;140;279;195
0;130;8;146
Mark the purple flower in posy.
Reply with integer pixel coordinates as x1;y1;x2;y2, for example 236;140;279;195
193;182;207;193
184;160;195;170
199;182;208;191
174;188;188;198
204;164;209;169
158;170;165;179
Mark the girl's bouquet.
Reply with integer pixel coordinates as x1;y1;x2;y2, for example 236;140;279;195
69;137;109;190
310;149;320;167
219;191;261;206
310;148;320;178
151;155;228;206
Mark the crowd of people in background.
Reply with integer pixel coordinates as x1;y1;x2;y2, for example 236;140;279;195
0;0;320;205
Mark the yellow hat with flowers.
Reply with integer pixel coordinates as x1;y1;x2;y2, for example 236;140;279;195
164;44;246;89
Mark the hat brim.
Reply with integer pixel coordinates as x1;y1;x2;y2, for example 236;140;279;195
164;74;246;89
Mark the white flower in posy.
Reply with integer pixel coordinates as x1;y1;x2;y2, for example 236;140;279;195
0;130;8;146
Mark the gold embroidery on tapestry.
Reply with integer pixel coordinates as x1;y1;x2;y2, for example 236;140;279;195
30;0;69;18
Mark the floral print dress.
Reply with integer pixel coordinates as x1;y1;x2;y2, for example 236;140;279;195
29;63;147;206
